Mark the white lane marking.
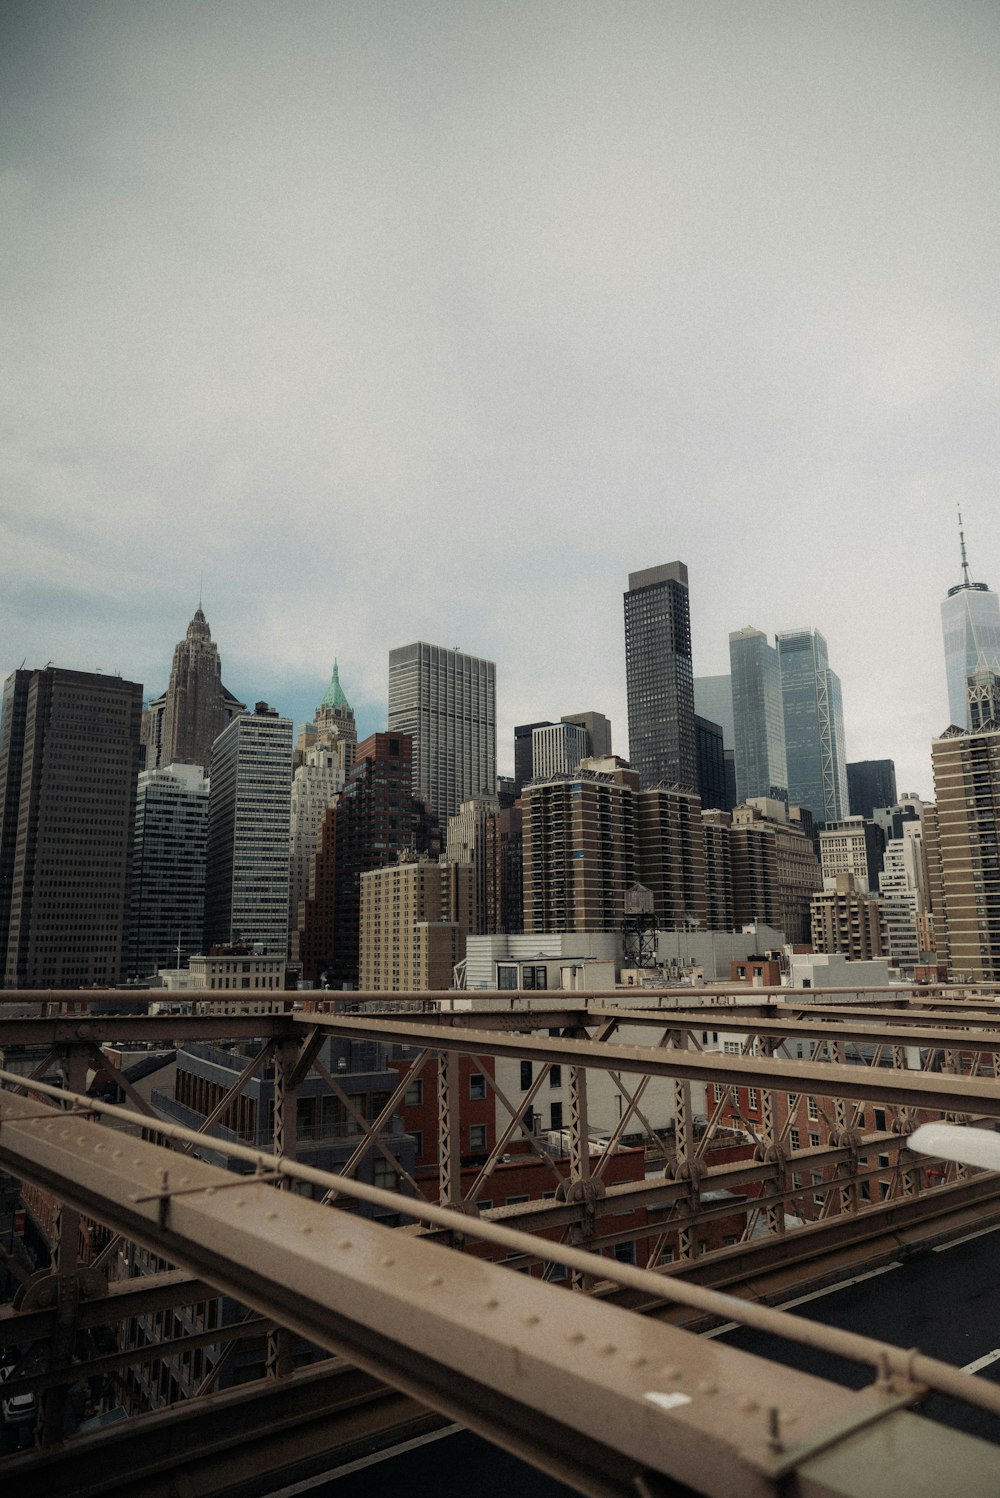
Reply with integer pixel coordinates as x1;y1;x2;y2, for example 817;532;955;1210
702;1261;902;1339
933;1221;1000;1252
962;1350;1000;1375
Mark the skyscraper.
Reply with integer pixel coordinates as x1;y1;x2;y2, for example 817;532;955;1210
941;514;1000;730
728;627;788;805
204;703;293;954
776;629;848;826
143;606;245;772
388;643;496;831
624;562;696;791
846;759;897;819
128;762;209;978
931;723;1000;981
0;667;143;988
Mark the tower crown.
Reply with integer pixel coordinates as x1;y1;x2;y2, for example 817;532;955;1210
321;659;351;712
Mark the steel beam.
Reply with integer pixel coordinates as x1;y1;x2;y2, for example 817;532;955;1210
3;1088;1000;1498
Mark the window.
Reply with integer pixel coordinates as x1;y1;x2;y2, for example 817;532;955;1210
549;1065;562;1087
469;1124;487;1152
714;1083;724;1102
497;965;517;989
807;1096;818;1120
730;1086;739;1105
790;1128;800;1150
372;1158;398;1192
613;1241;636;1265
469;1072;487;1101
550;1102;563;1131
747;1088;758;1111
523;965;547;990
404;1079;423;1107
809;1132;820;1148
792;1172;803;1189
520;1061;532;1090
724;1041;740;1055
477;1200;493;1212
506;1194;529;1206
874;1108;887;1131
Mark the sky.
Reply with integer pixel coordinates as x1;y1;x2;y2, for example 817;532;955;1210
3;1;999;801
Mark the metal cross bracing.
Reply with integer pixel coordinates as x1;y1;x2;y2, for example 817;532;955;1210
2;987;1000;1494
2;1079;1000;1498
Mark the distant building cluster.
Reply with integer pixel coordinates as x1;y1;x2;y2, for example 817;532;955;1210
3;515;1000;992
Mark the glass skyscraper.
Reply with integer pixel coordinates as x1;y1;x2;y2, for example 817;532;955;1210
624;562;697;792
776;629;847;827
728;627;788;805
941;522;1000;729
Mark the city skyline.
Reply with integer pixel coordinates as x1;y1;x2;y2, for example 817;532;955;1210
5;4;1000;803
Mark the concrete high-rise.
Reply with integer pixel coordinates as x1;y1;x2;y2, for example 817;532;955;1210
560;711;613;760
776;629;848;826
0;667;143;988
522;764;638;932
360;857;475;991
388;643;496;832
728;628;788;805
204;703;293;955
624;562;696;791
931;724;1000;981
143;606;245;772
128;762;209;979
296;659;357;773
941;515;1000;730
531;721;588;780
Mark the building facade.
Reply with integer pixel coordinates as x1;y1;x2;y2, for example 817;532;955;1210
846;759;897;820
810;872;885;960
728;627;788;805
203;704;293;955
522;764;639;933
635;785;707;930
624;562;697;791
0;667;143;988
560;711;613;760
359;857;475;991
128;762;209;979
531;721;589;780
388;642;496;833
931;724;1000;981
776;629;848;827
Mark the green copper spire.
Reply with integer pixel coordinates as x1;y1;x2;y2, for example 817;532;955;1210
321;658;350;712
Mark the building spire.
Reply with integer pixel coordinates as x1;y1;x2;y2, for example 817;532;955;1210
958;506;973;588
321;658;351;712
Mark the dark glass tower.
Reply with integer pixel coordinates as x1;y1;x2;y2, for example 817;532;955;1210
624;562;697;791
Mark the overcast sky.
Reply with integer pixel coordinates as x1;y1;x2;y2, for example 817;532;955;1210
3;2;999;799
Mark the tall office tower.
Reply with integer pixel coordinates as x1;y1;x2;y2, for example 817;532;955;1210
561;711;613;760
128;763;209;979
702;811;734;932
0;667;143;988
776;629;848;826
388;643;496;833
143;606;245;772
695;714;730;812
810;873;885;960
531;721;588;779
522;764;638;933
514;721;552;795
204;703;293;955
445;792;499;934
941;514;1000;729
847;759;897;819
360;857;475;991
288;742;345;939
737;798;821;945
297;733;414;987
296;660;357;773
635;786;707;930
728;628;788;805
931;724;1000;981
693;675;734;744
624;562;697;791
483;804;523;934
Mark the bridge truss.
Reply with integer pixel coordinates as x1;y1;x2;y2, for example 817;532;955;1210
1;985;1000;1496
